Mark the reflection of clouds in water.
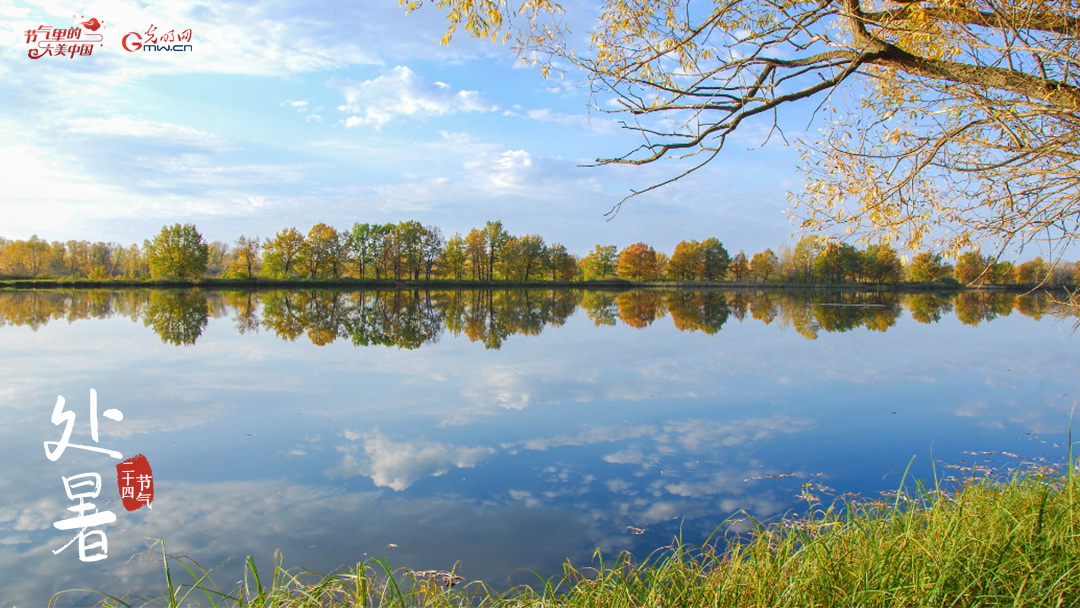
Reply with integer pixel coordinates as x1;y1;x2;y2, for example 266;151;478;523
329;430;495;490
953;391;1077;436
661;416;816;451
444;368;538;425
521;416;815;456
603;448;649;465
663;470;754;498
511;416;818;535
1;479;608;606
953;400;997;428
523;425;656;451
446;365;603;427
11;496;62;532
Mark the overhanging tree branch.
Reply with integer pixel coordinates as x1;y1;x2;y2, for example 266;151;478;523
412;0;1080;255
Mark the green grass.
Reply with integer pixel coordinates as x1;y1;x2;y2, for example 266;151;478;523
58;459;1080;608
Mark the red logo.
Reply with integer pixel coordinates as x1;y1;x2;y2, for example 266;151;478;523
116;454;154;511
121;32;142;52
24;16;104;59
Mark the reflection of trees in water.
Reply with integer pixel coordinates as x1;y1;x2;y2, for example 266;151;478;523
752;291;903;339
577;291;732;333
0;290;147;330
728;292;751;322
0;291;66;330
260;291;305;341
580;292;618;326
749;292;779;325
777;293;821;340
615;292;666;328
223;291;260;334
665;292;729;333
144;290;209;345
436;290;577;349
0;288;1066;346
811;293;902;334
257;291;443;348
907;294;953;324
254;289;577;350
1014;293;1051;320
952;292;1016;326
346;291;443;349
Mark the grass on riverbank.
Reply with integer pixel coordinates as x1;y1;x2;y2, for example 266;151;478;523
62;460;1080;608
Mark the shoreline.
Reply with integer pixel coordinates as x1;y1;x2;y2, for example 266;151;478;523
0;277;1068;293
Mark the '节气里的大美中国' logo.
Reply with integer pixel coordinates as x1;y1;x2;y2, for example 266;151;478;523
122;25;193;52
24;16;104;59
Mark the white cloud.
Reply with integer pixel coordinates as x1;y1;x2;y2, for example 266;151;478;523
525;108;620;134
329;430;495;491
333;66;498;129
65;116;226;148
462;149;544;192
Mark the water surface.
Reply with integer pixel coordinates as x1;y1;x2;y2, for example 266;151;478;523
0;288;1075;605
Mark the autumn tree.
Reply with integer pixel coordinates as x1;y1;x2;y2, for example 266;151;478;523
483;221;510;280
617;242;662;280
412;0;1080;259
229;235;261;279
908;252;953;283
666;240;704;280
464;228;488;280
88;242;117;277
1015;257;1050;284
147;224;209;280
0;236;53;276
750;249;779;281
780;236;821;282
500;237;524;281
954;251;989;284
346;223;390;279
420;225;445;279
954;251;1013;285
263;228;306;279
861;245;903;284
502;234;547;281
386;220;430;280
813;242;862;283
115;243;148;278
440;234;469;279
700;239;731;281
728;251;749;281
302;224;345;279
993;261;1017;284
579;245;618;280
61;240;88;276
547;243;577;281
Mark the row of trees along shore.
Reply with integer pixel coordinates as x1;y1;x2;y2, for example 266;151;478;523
1;222;1076;286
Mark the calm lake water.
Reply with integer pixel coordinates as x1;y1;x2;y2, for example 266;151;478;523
1;287;1077;605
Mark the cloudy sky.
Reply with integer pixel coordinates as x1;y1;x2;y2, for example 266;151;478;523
1;0;810;257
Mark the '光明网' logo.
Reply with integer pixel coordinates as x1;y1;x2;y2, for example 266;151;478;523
122;25;193;52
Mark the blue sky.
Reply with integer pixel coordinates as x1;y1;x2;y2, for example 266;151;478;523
2;0;813;257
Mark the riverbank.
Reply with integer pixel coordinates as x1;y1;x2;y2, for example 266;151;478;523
1;275;1067;293
67;460;1080;607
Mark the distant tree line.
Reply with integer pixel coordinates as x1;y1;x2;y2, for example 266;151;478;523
1;222;1076;286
